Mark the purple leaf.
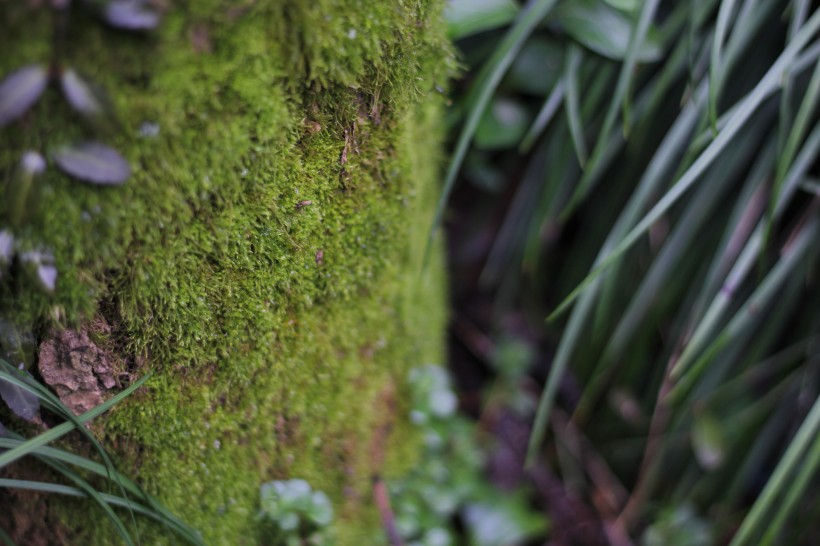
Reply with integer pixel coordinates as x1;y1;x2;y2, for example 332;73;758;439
61;69;107;118
0;230;13;270
0;372;40;422
0;65;49;127
21;150;46;175
37;264;58;293
19;249;58;293
105;1;160;30
53;141;130;185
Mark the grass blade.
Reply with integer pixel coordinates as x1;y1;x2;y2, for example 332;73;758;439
564;45;588;167
728;393;820;546
759;419;820;545
427;0;559;254
670;125;820;377
0;358;144;541
530;82;705;447
0;436;200;543
0;373;150;469
562;0;662;214
709;0;740;134
519;79;564;152
547;9;820;320
0;478;198;538
669;214;819;394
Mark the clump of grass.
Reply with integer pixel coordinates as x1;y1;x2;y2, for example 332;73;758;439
441;1;820;543
0;360;202;545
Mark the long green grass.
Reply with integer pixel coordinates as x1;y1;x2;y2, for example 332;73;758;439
0;360;202;545
442;0;820;543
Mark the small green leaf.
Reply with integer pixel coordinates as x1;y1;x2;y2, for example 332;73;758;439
279;512;299;531
259;478;334;536
307;491;333;526
445;0;520;40
603;0;638;12
463;492;548;546
490;337;534;379
474;98;529;150
423;527;454;546
52;142;130;185
692;410;726;470
643;504;713;546
0;65;49;127
552;0;663;61
506;38;563;95
464;150;505;192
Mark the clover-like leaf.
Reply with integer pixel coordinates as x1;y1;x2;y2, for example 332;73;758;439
105;1;160;30
53;141;130;185
0;64;49;127
61;68;109;118
463;492;549;546
307;491;333;527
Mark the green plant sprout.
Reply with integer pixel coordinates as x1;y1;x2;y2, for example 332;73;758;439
258;479;334;546
389;365;547;546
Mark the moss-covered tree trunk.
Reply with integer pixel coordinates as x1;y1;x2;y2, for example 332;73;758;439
0;1;450;543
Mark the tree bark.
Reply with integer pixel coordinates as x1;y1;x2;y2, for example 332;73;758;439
0;1;450;543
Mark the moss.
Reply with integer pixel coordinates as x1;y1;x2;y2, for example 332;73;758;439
0;1;452;544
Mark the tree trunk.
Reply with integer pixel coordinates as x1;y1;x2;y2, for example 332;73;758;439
0;1;450;543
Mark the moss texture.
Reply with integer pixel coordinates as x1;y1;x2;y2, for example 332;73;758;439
0;1;452;543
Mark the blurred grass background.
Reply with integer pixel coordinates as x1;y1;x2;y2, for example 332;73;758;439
440;0;820;544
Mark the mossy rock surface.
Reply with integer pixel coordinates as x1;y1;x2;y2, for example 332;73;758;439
0;1;452;544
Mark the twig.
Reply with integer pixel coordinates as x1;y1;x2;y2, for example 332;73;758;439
373;475;404;546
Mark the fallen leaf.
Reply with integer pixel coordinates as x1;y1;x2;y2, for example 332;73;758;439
0;64;49;127
53;141;130;185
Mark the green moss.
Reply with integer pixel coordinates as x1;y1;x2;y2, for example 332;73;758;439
0;1;452;544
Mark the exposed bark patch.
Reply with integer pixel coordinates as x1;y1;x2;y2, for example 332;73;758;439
37;319;123;416
190;23;212;54
301;118;322;134
0;463;70;546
